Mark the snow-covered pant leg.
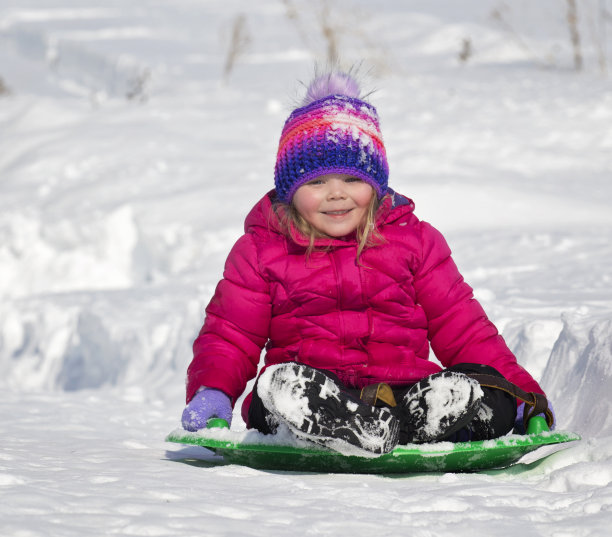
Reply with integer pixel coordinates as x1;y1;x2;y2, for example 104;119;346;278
444;363;518;441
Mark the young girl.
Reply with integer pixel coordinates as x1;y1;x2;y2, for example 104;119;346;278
181;71;554;456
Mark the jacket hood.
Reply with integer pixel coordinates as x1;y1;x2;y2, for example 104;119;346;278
243;188;416;247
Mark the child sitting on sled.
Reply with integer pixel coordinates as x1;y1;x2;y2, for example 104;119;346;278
180;70;554;456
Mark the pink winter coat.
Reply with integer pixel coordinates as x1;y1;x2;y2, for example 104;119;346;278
186;189;545;423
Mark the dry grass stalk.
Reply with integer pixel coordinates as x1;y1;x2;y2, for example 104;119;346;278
566;0;583;70
0;76;10;96
223;14;251;84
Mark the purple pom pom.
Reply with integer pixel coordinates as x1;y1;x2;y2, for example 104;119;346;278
303;72;361;105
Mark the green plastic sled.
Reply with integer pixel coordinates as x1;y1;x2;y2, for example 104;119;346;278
166;416;580;474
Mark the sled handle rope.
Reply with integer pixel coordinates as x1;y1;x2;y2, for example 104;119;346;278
465;373;555;430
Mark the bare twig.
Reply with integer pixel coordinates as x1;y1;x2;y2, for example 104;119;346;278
566;0;583;71
281;0;393;73
317;0;340;65
126;69;150;102
222;14;251;84
594;0;609;73
0;76;10;96
491;7;552;67
458;38;473;64
280;0;313;52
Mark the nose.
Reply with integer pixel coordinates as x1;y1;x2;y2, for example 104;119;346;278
326;178;347;200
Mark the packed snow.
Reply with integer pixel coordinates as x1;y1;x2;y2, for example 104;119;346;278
1;0;612;535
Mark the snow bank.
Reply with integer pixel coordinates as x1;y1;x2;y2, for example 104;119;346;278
0;205;137;297
0;290;205;401
542;312;612;437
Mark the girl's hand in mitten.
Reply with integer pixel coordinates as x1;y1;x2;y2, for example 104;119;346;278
514;400;556;434
181;388;232;431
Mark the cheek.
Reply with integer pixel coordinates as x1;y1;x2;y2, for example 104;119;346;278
293;190;320;217
355;186;375;207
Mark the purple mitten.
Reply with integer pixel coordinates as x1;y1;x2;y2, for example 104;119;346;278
514;400;556;434
181;388;233;431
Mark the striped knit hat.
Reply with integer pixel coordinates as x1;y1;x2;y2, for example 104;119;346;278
274;72;389;203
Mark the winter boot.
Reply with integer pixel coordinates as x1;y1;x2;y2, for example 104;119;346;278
397;371;484;444
440;401;495;442
256;363;400;457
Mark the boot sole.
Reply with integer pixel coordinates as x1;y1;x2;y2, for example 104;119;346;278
257;363;400;456
401;371;484;443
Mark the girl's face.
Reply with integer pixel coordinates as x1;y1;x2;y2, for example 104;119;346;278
292;173;374;238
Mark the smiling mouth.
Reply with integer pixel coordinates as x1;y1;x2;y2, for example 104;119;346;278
322;209;352;216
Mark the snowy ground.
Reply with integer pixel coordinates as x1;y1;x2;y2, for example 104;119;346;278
1;1;612;535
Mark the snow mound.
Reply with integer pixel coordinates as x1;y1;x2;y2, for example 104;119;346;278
542;313;612;438
0;206;137;298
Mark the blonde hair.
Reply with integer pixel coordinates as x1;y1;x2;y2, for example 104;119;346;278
274;191;384;263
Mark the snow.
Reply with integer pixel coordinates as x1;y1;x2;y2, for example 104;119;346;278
1;0;612;535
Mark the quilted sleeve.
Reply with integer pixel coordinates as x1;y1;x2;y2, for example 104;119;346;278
186;234;271;403
413;222;544;394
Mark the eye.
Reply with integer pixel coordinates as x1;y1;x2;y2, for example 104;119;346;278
306;178;324;185
345;177;363;183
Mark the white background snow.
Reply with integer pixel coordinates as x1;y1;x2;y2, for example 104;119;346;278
1;0;612;535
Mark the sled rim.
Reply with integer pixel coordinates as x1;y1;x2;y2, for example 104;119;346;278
165;422;580;474
166;429;579;456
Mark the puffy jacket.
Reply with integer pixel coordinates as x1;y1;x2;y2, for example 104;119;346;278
186;189;545;422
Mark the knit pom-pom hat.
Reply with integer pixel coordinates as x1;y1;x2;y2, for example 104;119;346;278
274;72;389;204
